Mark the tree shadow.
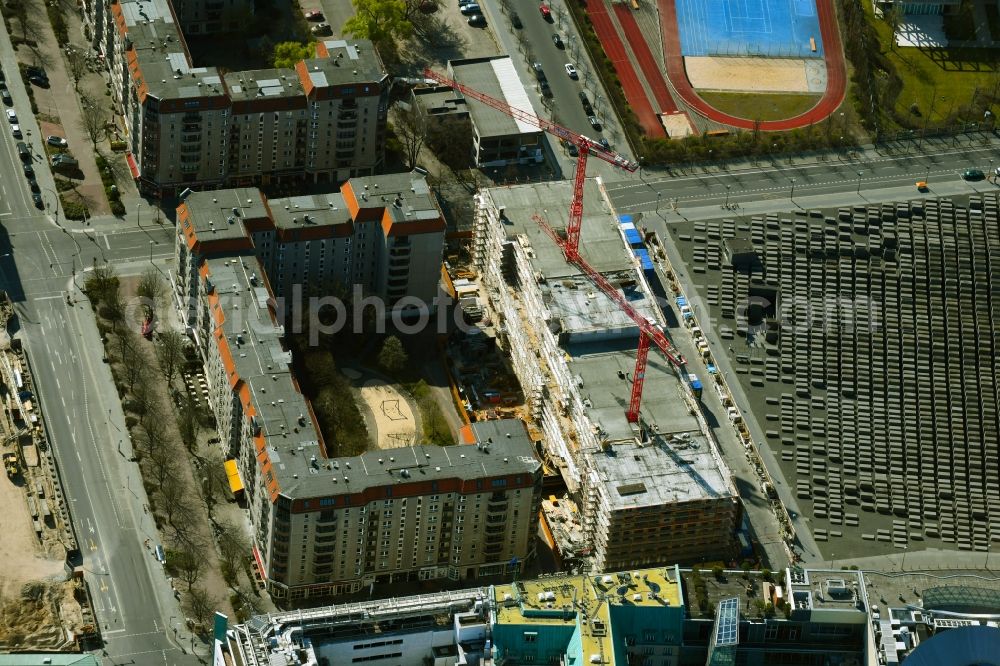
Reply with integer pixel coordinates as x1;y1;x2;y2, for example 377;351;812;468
399;16;468;71
916;46;1000;72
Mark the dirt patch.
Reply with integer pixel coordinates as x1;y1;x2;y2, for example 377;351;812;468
0;476;66;602
685;56;819;93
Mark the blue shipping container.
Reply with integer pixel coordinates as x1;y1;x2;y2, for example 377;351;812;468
635;249;654;271
619;214;634;224
624;228;643;247
676;296;687;307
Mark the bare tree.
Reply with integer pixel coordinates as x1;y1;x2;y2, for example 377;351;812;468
148;442;180;488
6;0;43;43
160;474;195;529
184;586;219;631
118;331;148;392
102;285;127;330
198;448;231;520
168;543;204;591
129;369;158;420
392;103;427;170
177;392;202;452
135;415;168;454
65;48;88;91
156;330;186;385
136;267;167;307
216;519;251;573
78;92;107;148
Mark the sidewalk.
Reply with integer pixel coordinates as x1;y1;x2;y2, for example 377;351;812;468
12;0;108;217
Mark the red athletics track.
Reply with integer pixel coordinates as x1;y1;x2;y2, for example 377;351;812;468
612;4;678;114
586;1;666;138
658;0;847;130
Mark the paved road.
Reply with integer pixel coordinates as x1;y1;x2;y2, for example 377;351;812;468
605;136;1000;214
1;23;195;663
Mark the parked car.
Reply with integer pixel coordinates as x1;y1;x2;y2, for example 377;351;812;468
46;135;68;148
29;179;39;192
962;168;985;181
310;23;332;35
563;140;579;157
28;74;48;87
564;63;577;79
0;68;5;83
510;11;522;27
16;141;30;161
460;3;480;14
0;86;10;105
52;154;79;168
32;192;43;209
532;62;546;80
22;162;33;177
305;9;324;20
552;33;563;48
468;13;487;26
10;123;20;138
539;3;551;19
539;80;552;98
5;109;16;123
25;66;45;78
598;137;610;150
588;115;601;130
579;91;593;114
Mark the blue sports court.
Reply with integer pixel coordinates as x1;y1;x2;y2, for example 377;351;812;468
675;0;824;59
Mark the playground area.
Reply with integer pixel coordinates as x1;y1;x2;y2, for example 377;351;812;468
342;368;419;450
675;0;825;58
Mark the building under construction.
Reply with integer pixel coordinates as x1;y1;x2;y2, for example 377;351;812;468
474;180;741;569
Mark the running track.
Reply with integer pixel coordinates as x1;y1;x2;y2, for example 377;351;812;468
658;0;847;130
612;4;678;115
586;1;666;137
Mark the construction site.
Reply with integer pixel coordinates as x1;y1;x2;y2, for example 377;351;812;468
471;179;743;570
667;194;1000;559
0;292;97;651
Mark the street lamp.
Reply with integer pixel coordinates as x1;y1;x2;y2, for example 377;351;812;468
790;178;796;200
136;201;141;228
724;184;731;207
149;240;155;263
655;191;661;213
856;170;863;194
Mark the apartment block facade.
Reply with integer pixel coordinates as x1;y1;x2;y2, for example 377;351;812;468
173;172;446;322
180;251;541;601
97;0;387;197
474;180;740;571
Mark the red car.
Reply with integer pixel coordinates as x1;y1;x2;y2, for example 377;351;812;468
539;3;551;18
305;9;324;20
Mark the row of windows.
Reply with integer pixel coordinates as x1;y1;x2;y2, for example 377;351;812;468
353;639;403;650
351;652;402;663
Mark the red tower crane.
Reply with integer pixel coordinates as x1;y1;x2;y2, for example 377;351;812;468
424;68;687;423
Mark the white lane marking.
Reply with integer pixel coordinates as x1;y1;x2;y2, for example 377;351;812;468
104;235;110;250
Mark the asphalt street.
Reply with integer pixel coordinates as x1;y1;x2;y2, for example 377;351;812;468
0;24;195;664
606;136;1000;214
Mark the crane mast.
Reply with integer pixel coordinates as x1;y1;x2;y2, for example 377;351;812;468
424;68;685;423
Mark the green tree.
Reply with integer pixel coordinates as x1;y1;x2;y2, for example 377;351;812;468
342;0;413;57
271;41;314;69
378;336;408;375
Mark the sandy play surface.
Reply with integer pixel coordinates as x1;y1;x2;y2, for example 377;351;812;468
685;56;826;94
357;378;417;450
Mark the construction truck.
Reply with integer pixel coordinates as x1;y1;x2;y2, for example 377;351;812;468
3;451;19;479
